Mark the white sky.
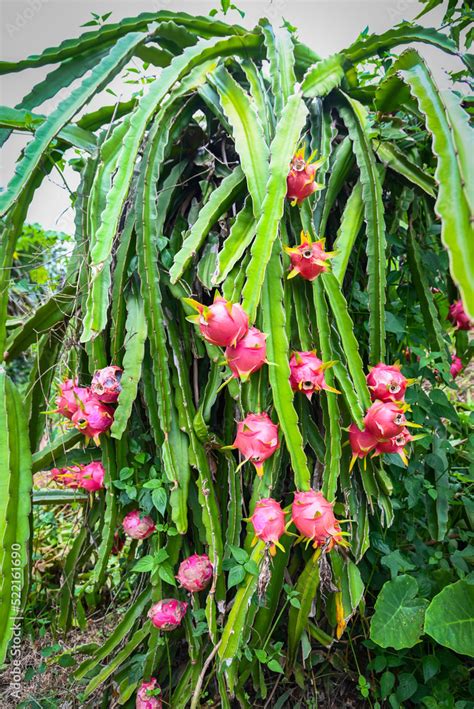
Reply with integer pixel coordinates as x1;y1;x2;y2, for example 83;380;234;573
0;0;461;233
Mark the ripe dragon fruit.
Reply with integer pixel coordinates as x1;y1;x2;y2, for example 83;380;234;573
55;378;91;420
91;365;123;403
225;327;267;381
78;461;105;492
364;400;410;440
176;553;213;592
450;354;463;379
136;678;162;709
348;423;378;471
232;412;280;477
148;599;188;631
286;148;325;205
374;428;413;466
122;510;156;540
366;362;412;402
250;498;286;555
283;231;335;281
289;350;339;398
50;465;82;489
448;300;471;331
292;490;344;550
184;293;248;347
71;398;114;444
50;461;105;492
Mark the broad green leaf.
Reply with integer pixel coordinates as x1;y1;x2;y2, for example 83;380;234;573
424;580;474;658
370;575;428;650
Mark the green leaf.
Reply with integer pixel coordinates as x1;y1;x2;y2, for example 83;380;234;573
288;554;321;668
110;288;147;438
267;659;284;674
132;556;155;573
0;33;145;216
211;66;269;216
424;580;474;658
337;93;387;363
227;564;247;589
301;54;345;98
229;545;249;564
170;166;245;283
377;50;474;317
370;575;428;650
332;179;364;284
263;243;312;491
242;93;308;322
0;374;33;663
375;140;436;197
213;198;256;285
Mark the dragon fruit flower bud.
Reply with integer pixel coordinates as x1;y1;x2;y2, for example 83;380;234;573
448;300;471;331
91;365;123;403
184;293;248;347
284;231;335;281
148;599;188;631
176;554;213;593
136;678;162;709
225;327;267;381
374;427;413;466
71;398;114;445
348;423;378;471
450;354;463;379
233;412;280;477
286;148;325;205
122;510;156;540
55;379;91;420
366;362;411;402
79;461;105;492
292;490;344;550
364;400;409;440
250;498;286;555
289;350;339;399
50;465;83;489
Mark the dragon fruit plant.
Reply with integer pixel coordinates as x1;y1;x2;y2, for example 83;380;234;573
0;6;472;708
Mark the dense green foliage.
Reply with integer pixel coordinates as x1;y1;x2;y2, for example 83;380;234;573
0;6;472;707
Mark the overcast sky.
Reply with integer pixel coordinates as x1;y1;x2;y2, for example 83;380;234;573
1;0;460;233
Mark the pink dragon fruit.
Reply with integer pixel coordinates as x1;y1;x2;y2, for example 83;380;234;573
292;490;344;550
184;293;248;347
364;400;409;440
348;423;378;471
71;398;114;444
450;354;463;379
55;378;91;420
176;553;213;593
136;678;162;709
374;428;413;465
122;510;156;540
250;498;286;555
286;148;325;205
232;412;280;477
289;350;339;398
79;461;105;492
283;231;335;281
225;327;267;381
148;599;188;630
366;362;411;402
50;465;82;489
91;365;123;403
448;300;471;331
